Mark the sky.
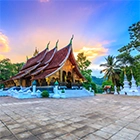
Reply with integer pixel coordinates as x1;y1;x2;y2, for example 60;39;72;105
0;0;140;77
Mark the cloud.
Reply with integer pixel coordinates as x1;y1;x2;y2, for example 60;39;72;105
89;63;102;70
0;54;4;60
74;43;108;61
0;32;10;53
39;0;49;2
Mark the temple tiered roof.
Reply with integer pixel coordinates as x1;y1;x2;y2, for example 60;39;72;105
12;40;84;81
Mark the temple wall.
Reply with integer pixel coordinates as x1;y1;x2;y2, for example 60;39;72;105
73;72;80;82
22;79;26;87
5;80;15;88
14;80;20;87
61;59;73;73
46;59;81;84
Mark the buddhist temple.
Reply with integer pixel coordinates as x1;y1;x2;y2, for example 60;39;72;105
5;37;84;88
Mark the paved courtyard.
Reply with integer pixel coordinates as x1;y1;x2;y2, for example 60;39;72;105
0;94;140;140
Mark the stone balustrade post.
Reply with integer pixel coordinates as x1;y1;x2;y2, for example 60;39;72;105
32;80;37;94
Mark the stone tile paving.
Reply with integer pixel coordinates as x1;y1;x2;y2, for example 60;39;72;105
0;94;140;140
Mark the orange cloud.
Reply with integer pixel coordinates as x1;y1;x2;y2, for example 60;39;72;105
0;54;4;60
0;32;10;53
74;43;108;61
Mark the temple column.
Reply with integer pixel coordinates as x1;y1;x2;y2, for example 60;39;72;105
22;79;26;87
72;66;75;83
45;77;50;86
72;72;75;83
59;70;62;82
19;79;22;86
38;79;42;86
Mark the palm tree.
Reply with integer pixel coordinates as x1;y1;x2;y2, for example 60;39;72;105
100;55;120;86
116;51;139;84
116;52;135;68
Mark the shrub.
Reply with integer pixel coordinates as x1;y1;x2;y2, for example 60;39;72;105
61;89;65;93
82;82;97;93
41;90;49;98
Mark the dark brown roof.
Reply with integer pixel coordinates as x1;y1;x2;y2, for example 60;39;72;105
21;49;47;70
11;42;84;81
33;67;58;80
46;44;71;69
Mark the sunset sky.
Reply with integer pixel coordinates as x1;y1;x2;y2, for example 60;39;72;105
0;0;139;77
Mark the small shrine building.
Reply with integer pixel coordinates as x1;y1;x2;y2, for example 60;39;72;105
5;38;84;88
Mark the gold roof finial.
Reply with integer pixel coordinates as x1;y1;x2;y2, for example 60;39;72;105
33;47;39;56
46;42;50;50
55;40;59;49
70;35;74;44
26;56;28;61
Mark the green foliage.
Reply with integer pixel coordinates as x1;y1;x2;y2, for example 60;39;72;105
41;90;49;98
0;58;24;82
129;21;140;50
117;21;140;86
83;82;97;93
77;52;91;71
77;52;92;82
100;21;140;88
116;52;135;67
102;80;114;91
81;69;92;82
96;85;103;93
90;82;97;93
134;54;140;62
76;52;97;92
0;84;4;89
61;89;65;93
0;58;13;81
118;21;140;52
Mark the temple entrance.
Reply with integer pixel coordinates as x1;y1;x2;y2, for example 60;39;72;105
26;77;31;87
67;71;72;88
62;71;66;82
41;79;47;86
50;77;56;86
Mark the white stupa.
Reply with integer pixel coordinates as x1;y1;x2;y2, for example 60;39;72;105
120;74;130;95
129;75;139;96
114;86;118;95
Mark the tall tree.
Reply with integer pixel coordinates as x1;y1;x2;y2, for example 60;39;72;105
77;52;92;82
13;63;24;73
100;55;120;86
76;52;97;92
116;52;135;68
0;58;13;81
129;21;140;51
117;21;140;85
118;21;140;52
0;58;23;81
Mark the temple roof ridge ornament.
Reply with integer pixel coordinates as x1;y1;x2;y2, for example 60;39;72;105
55;40;59;49
26;56;28;61
70;35;74;45
46;41;50;50
33;47;39;57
